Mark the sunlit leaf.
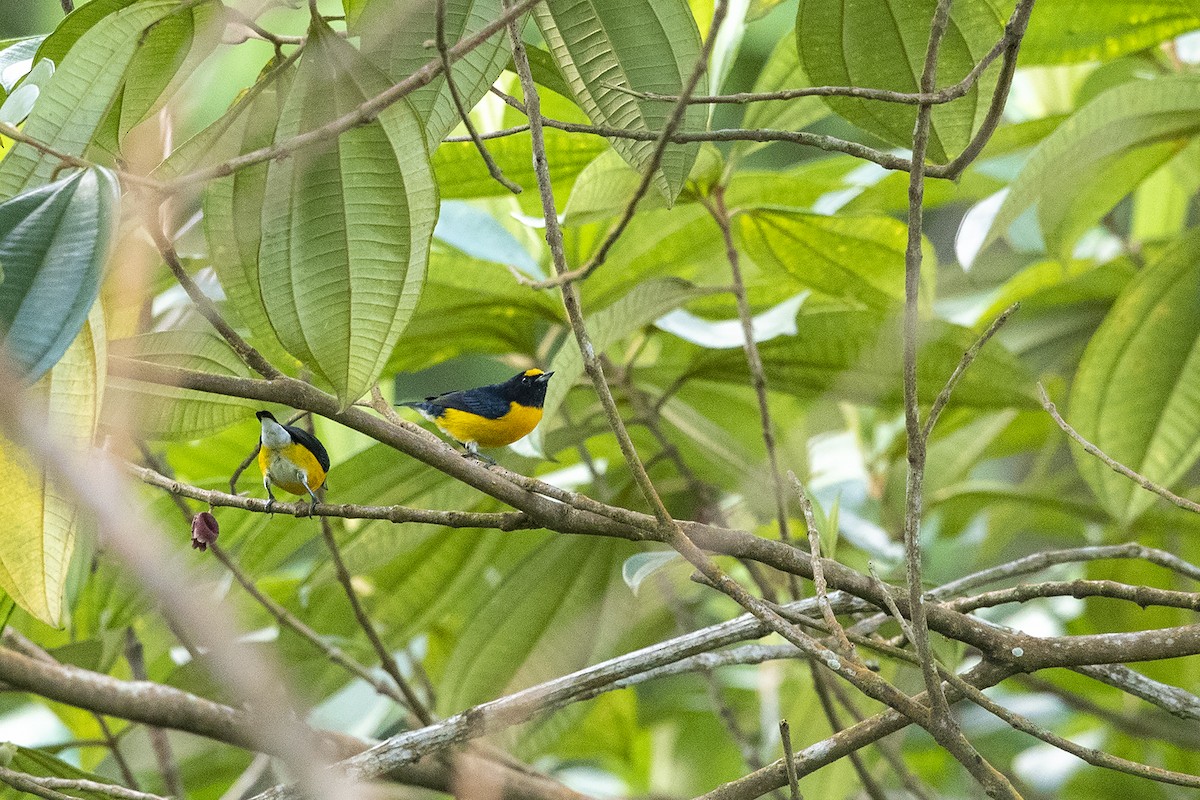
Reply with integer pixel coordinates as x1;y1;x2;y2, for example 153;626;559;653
0;307;103;627
984;75;1200;257
1020;0;1200;65
0;1;177;196
534;0;705;202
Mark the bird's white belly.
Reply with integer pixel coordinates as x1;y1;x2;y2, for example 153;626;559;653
266;452;308;486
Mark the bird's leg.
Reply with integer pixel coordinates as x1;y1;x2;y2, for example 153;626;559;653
263;477;276;514
303;476;320;515
464;441;496;465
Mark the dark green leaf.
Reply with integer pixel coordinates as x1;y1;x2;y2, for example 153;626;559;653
1020;0;1200;65
796;0;1006;163
0;167;118;381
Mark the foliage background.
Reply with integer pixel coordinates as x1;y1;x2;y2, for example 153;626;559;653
0;1;1198;799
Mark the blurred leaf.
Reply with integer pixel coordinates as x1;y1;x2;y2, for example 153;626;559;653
735;208;919;311
796;0;1006;163
0;1;176;197
564;145;721;224
105;329;258;440
741;25;829;137
1020;0;1200;65
655;292;807;349
258;21;437;407
622;550;680;594
534;0;705;202
434;127;608;199
0;167;119;382
114;0;223;142
984;75;1200;257
3;746;124;800
358;0;510;147
0;36;46;92
0;307;103;627
1068;229;1200;524
440;536;635;711
689;309;1035;410
538;278;710;445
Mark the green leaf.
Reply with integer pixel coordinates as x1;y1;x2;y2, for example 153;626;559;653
105;330;259;440
439;536;634;711
1068;229;1200;524
689;309;1034;410
735;208;916;311
0;306;103;627
1020;0;1200;65
115;0;223;142
434;127;608;199
795;0;1005;163
0;1;177;197
0;36;46;92
564;144;721;224
537;277;709;447
533;0;705;202
3;745;125;800
0;167;119;382
258;22;438;407
510;43;577;101
984;75;1200;257
741;26;829;137
358;0;510;147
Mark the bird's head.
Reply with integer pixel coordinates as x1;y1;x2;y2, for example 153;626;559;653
506;369;554;406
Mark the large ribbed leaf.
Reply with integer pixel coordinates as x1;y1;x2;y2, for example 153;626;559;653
258;22;438;407
0;306;103;627
984;76;1200;257
105;330;259;440
434;127;607;198
534;0;705;202
796;0;1005;164
1020;0;1200;65
0;167;119;382
1068;230;1200;524
203;69;294;365
357;0;510;147
0;1;176;197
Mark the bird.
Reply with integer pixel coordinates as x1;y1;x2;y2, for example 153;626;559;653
398;368;554;463
256;410;330;511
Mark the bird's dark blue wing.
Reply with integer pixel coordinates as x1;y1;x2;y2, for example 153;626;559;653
423;387;512;419
283;424;331;472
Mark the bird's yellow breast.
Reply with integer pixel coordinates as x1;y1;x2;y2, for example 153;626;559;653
436;403;544;448
259;442;327;495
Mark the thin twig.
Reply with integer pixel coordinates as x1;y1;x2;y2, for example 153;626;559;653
922;302;1019;441
788;472;853;654
0;768;167;800
0;123;162;191
806;666;887;800
901;0;953;721
318;517;436;726
124;629;184;798
523;0;732;288
434;0;521;193
709;191;798;596
1038;383;1200;515
779;720;802;800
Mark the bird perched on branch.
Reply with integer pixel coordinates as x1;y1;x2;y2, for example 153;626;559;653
256;410;329;510
398;368;554;463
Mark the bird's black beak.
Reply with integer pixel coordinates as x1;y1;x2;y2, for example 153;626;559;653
537;371;554;383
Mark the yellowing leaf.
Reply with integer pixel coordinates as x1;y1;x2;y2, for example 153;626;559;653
0;305;104;626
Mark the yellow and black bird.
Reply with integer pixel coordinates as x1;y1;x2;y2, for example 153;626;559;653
399;368;554;462
256;410;330;510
